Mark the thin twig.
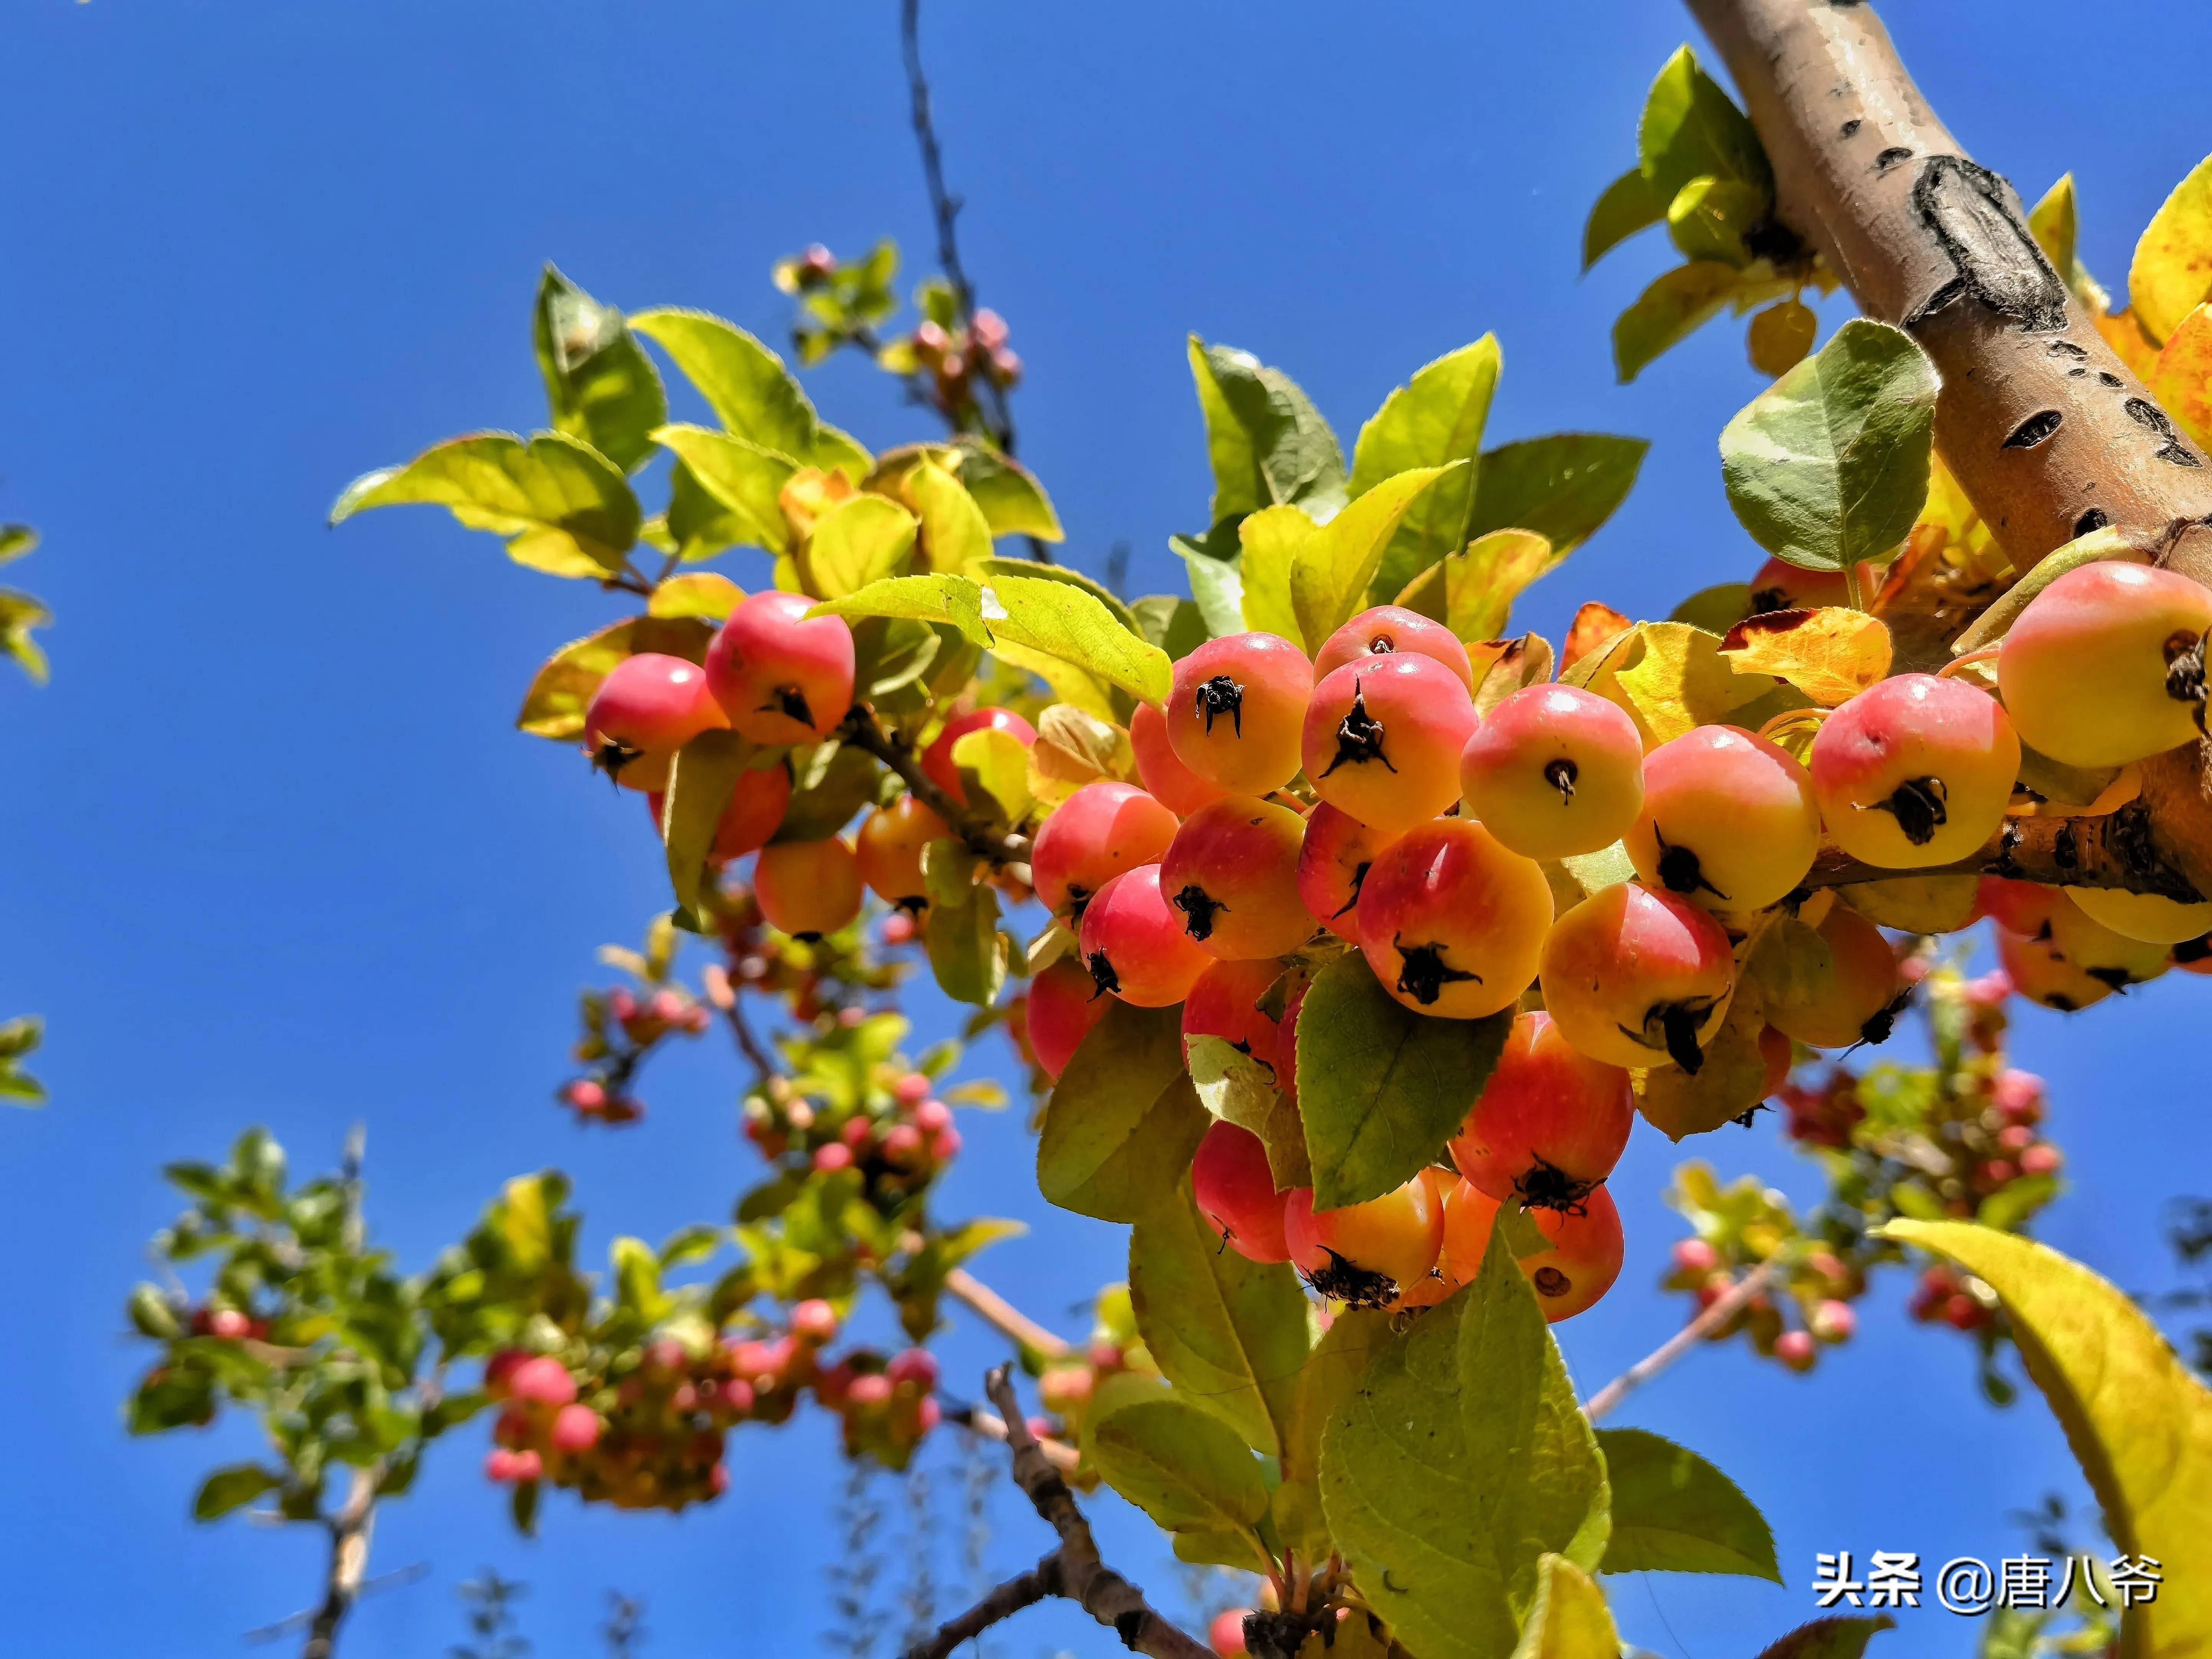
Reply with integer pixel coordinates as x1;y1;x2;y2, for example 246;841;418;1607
937;1398;1081;1475
838;706;1032;865
943;1267;1072;1360
1581;1261;1780;1423
901;1554;1062;1659
721;996;778;1088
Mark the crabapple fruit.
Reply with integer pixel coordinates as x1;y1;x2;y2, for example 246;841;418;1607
1160;797;1314;959
1998;562;2212;767
1538;882;1735;1072
1295;802;1398;941
1763;905;1902;1049
704;592;856;744
2019;1144;2063;1176
1210;1609;1253;1659
1977;876;2061;937
1302;656;1479;834
1810;674;2020;867
1313;604;1476;690
1181;957;1287;1077
923;707;1038;805
1513;1186;1623;1323
1167;632;1314;795
1027;956;1109;1078
1031;781;1180;923
509;1356;577;1408
1283;1177;1445;1309
1130;700;1228;816
1458;684;1646;860
856;794;950;911
791;1299;839;1344
754;837;864;941
1774;1329;1818;1372
585;653;728;790
1077;864;1214;1006
1435;1176;1502;1292
1627;725;1819;911
1747;557;1851;614
1355;820;1552;1018
1811;1300;1857;1343
551;1404;603;1453
1758;1024;1794;1097
2044;899;2171;992
1449;1011;1632;1210
2064;883;2212;945
1191;1120;1291;1262
1672;1238;1720;1275
1994;926;2115;1013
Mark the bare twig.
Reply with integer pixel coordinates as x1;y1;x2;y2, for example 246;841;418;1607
943;1267;1073;1360
838;705;1033;865
721;997;778;1087
299;1464;380;1659
937;1397;1081;1475
902;1554;1063;1659
1581;1261;1781;1423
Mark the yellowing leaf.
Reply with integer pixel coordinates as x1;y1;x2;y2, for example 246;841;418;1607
1239;504;1315;646
2129;152;2212;346
1394;528;1560;645
2151;301;2212;452
1718;607;1892;705
2028;173;2112;313
1510;1555;1620;1659
653;425;797;554
2094;307;2166;382
664;730;770;917
1614;261;1745;384
803;493;918;601
908;459;993;574
1187;1034;1309;1190
1568;621;1808;749
1562;601;1633;672
648;572;744;621
1290;464;1458;648
1472;633;1556;719
631;308;869;476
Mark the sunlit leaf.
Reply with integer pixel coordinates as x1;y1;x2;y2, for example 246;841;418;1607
1668;175;1768;268
1349;338;1501;599
2150;301;2212;452
909;459;993;573
1614;262;1745;383
1290;464;1458;648
1038;1001;1210;1222
1394;528;1560;645
1187;1033;1309;1190
2028;173;2111;313
193;1464;277;1522
803;494;918;601
648;572;744;621
949;437;1064;542
1467;434;1646;556
1567;620;1807;748
1753;1616;1894;1659
1595;1428;1780;1581
1585;168;1666;271
0;590;51;685
1088;1392;1271;1538
631;308;868;476
533;264;666;473
1510;1554;1620;1659
1188;337;1348;522
652;425;796;554
1237;504;1312;645
664;730;770;917
1638;46;1770;206
2128;152;2212;347
1718;607;1893;705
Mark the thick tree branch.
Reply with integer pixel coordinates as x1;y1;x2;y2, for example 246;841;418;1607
1683;0;2212;894
299;1465;378;1659
838;705;1033;866
1582;1261;1780;1423
1804;802;2205;905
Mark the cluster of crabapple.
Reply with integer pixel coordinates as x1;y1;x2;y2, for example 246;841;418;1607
1664;1232;1863;1374
740;1063;964;1194
1021;1287;1147;1444
560;981;712;1125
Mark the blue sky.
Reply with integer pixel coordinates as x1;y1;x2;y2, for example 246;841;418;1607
3;2;2209;1655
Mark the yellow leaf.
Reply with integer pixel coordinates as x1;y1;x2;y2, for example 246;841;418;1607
1881;1220;2212;1656
647;572;744;621
1718;607;1892;706
2129;152;2212;346
2095;307;2166;383
1472;633;1556;719
1392;528;1560;645
1238;504;1315;647
1510;1554;1620;1659
1562;601;1633;672
2151;302;2212;453
909;459;993;574
1287;463;1458;648
1568;621;1807;749
802;493;917;601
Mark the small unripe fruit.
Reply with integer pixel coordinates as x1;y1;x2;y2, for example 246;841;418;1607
1748;298;1817;376
1167;633;1314;794
1459;684;1646;859
1999;562;2212;767
1314;605;1476;690
755;838;864;940
510;1356;577;1408
1539;883;1735;1071
813;1142;854;1173
1192;1121;1291;1262
1161;797;1314;959
1031;782;1180;923
1028;957;1109;1078
1130;700;1229;816
1763;905;1903;1049
585;653;729;790
847;1374;894;1409
923;708;1039;805
1513;1187;1623;1322
1284;1177;1445;1309
2018;1144;2063;1176
2064;884;2212;945
857;795;950;911
1811;1299;1857;1343
1078;865;1214;1006
1628;725;1819;911
1302;656;1479;834
1449;1011;1633;1210
887;1348;939;1392
1181;958;1287;1077
705;592;856;744
1810;675;2020;867
1356;820;1553;1019
791;1299;839;1344
1295;803;1398;941
1774;1329;1818;1372
551;1404;603;1452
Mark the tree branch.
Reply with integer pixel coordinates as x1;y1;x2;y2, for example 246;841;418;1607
838;705;1033;865
1803;801;2205;904
299;1464;378;1659
1582;1260;1780;1423
938;1396;1081;1475
943;1267;1074;1360
900;1551;1063;1659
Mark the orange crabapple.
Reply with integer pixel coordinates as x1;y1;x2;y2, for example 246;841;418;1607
1301;655;1479;834
1758;1024;1794;1097
923;707;1038;806
1977;875;2062;937
704;591;855;745
1626;725;1819;911
1514;1185;1623;1322
1283;1175;1445;1310
1077;864;1214;1006
1295;802;1397;942
1027;956;1107;1078
1448;1010;1633;1210
856;794;950;911
754;838;864;941
1995;926;2115;1013
1997;561;2212;767
1030;780;1180;923
1809;674;2020;867
1458;684;1646;860
1763;903;1905;1049
1130;700;1229;817
1313;603;1476;690
1210;1610;1253;1659
1539;882;1736;1072
2064;883;2212;946
1167;632;1314;795
584;653;729;791
1191;1120;1292;1263
2044;898;2171;993
1159;796;1315;959
1354;819;1552;1019
1395;1176;1502;1307
1181;957;1287;1076
1748;556;1852;614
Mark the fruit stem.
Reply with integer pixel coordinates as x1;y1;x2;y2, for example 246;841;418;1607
1581;1259;1780;1422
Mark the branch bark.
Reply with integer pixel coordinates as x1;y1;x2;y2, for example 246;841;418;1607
299;1465;378;1659
1804;800;2204;904
838;705;1033;866
1683;0;2212;895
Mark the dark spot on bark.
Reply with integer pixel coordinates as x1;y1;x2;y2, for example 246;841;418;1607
1840;118;1863;137
1320;680;1394;777
1194;674;1245;736
2099;372;2123;388
2053;821;2080;870
1393;938;1479;1006
1861;775;1949;844
1114;1610;1148;1647
2076;507;2110;536
1171;883;1226;941
2003;410;2064;449
2047;341;2089;359
1909;156;2068;332
1875;146;1914;173
2123;397;2204;466
2068;367;2087;378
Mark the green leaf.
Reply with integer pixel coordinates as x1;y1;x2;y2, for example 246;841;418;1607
803;494;918;600
0;590;50;685
658;1223;722;1269
949;437;1064;541
0;524;36;565
949;727;1035;826
193;1464;276;1521
922;841;1007;1007
653;425;797;554
1038;1000;1210;1222
1320;1217;1611;1659
631;308;868;476
1295;955;1513;1211
977;556;1140;636
1350;339;1501;598
1753;1616;1896;1659
1595;1428;1780;1581
1667;175;1768;267
1290;464;1459;648
1188;337;1348;521
1130;593;1209;661
1510;1554;1620;1659
1285;1308;1388;1484
2029;174;2111;312
986;572;1171;702
1720;318;1938;572
1129;1179;1310;1460
612;1235;664;1316
515;615;714;741
1186;1033;1310;1190
1613;261;1746;383
662;730;770;916
910;460;993;574
771;744;880;843
331;431;641;578
810;573;991;648
1087;1393;1270;1535
1237;505;1311;645
1176;533;1248;639
533;264;667;473
1879;1220;2212;1658
1466;434;1647;556
1584;168;1667;270
1639;46;1771;207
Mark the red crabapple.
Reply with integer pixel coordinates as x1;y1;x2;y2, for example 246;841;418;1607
1295;802;1399;941
585;653;729;790
1774;1329;1818;1372
1810;674;2020;867
1026;956;1108;1078
705;592;856;744
754;838;864;940
881;1123;925;1164
1181;957;1287;1077
2019;1144;2063;1177
2064;883;2212;945
1998;562;2212;767
892;1071;931;1107
923;708;1039;805
1513;1186;1623;1322
1748;557;1851;613
208;1308;251;1341
913;1098;953;1134
702;762;795;862
791;1299;839;1344
1077;864;1214;1006
1758;1024;1794;1097
1192;1120;1292;1262
1283;1176;1445;1308
1977;876;2061;937
1458;684;1646;860
1355;820;1553;1018
813;1143;853;1173
509;1356;577;1408
887;1348;939;1392
1167;633;1315;794
1627;725;1819;911
1302;656;1479;833
1031;781;1179;922
1449;1010;1633;1210
551;1404;602;1453
856;795;950;911
1763;904;1903;1049
1672;1237;1720;1275
1539;882;1736;1071
1131;700;1229;816
1160;797;1315;959
1811;1300;1857;1343
1313;604;1476;690
1210;1609;1253;1659
1435;1177;1501;1292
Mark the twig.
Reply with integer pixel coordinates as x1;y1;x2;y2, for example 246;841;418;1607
937;1397;1081;1475
901;1554;1062;1659
1581;1261;1780;1423
838;706;1032;865
721;996;778;1088
299;1464;380;1659
244;1565;427;1645
943;1267;1073;1361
